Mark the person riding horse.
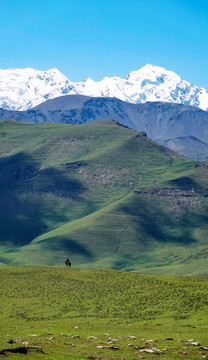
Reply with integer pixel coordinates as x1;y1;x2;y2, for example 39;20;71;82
65;258;71;267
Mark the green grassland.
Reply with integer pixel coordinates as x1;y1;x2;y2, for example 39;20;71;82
0;267;208;360
0;119;208;274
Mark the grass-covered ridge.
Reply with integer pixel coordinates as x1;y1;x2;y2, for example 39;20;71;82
0;119;208;274
0;267;208;359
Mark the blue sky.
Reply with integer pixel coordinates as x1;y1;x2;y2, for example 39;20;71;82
1;0;208;88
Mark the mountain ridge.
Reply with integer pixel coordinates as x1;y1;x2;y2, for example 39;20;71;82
0;64;208;111
1;94;208;160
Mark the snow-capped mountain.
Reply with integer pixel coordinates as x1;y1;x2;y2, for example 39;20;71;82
0;64;208;111
0;67;73;110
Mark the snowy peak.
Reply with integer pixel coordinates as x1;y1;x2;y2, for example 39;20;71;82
0;67;72;110
126;64;181;81
0;64;208;111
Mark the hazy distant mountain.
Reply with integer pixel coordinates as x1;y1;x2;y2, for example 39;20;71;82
163;136;208;161
0;64;208;111
1;94;208;160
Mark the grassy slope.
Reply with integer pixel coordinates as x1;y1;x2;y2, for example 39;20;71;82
0;267;207;360
0;119;208;274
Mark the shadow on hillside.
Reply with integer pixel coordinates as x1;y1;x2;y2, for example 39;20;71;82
119;193;202;244
0;152;87;247
168;176;199;191
40;236;92;258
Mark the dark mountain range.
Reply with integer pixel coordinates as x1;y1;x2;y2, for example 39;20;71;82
1;95;208;160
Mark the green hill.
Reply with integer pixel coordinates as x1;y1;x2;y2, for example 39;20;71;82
0;119;208;275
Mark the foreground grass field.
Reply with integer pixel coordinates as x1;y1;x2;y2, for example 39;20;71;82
0;267;208;359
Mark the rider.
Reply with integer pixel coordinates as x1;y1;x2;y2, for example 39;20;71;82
65;258;71;264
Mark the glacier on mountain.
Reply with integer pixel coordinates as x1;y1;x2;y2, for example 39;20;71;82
0;64;208;111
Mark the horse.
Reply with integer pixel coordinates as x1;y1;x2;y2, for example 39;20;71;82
65;260;71;267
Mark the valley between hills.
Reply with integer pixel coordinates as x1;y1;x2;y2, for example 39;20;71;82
0;118;208;275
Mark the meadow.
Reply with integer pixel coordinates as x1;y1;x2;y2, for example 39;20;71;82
0;266;207;359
